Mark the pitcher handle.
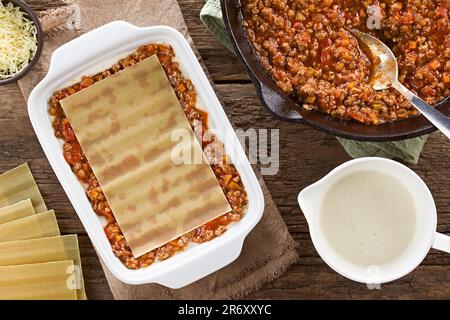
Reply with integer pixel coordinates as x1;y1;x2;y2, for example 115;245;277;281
432;232;450;254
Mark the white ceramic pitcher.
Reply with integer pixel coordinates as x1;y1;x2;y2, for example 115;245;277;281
298;157;450;284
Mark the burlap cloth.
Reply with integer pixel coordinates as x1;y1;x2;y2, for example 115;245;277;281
19;0;299;299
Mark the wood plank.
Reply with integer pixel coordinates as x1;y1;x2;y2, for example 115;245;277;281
1;0;450;300
247;265;450;300
28;0;68;11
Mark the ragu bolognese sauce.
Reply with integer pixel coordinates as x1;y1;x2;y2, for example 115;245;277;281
242;0;449;125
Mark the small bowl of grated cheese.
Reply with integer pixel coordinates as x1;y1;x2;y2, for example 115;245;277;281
0;0;43;85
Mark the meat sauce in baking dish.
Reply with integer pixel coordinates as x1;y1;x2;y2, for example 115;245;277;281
242;0;449;125
49;44;248;269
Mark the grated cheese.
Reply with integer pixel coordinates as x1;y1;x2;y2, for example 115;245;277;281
0;1;37;80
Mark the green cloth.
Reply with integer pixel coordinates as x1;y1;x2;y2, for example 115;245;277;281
336;136;427;164
200;0;428;164
200;0;236;53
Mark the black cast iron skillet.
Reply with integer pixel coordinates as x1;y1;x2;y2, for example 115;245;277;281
221;0;450;141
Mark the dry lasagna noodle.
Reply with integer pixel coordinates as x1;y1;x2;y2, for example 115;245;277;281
0;163;47;213
0;209;60;241
60;55;231;257
0;199;35;224
0;261;77;300
0;235;86;300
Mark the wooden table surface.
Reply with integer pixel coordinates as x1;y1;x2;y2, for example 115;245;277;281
1;0;450;300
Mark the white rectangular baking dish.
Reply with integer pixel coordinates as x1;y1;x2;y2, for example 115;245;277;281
28;21;264;288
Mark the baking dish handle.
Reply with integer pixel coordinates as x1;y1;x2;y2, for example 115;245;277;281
154;236;246;288
46;21;141;79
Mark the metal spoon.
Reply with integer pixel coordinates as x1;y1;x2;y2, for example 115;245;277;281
350;29;450;138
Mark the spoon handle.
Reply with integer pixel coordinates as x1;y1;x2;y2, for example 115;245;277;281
392;81;450;139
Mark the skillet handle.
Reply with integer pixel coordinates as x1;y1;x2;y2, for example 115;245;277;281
258;82;303;121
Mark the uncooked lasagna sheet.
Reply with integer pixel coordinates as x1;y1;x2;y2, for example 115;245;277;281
0;209;60;242
0;235;86;300
60;55;231;257
0;261;77;300
0;164;47;213
0;199;35;224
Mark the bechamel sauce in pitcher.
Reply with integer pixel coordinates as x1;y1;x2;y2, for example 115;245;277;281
320;170;416;266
